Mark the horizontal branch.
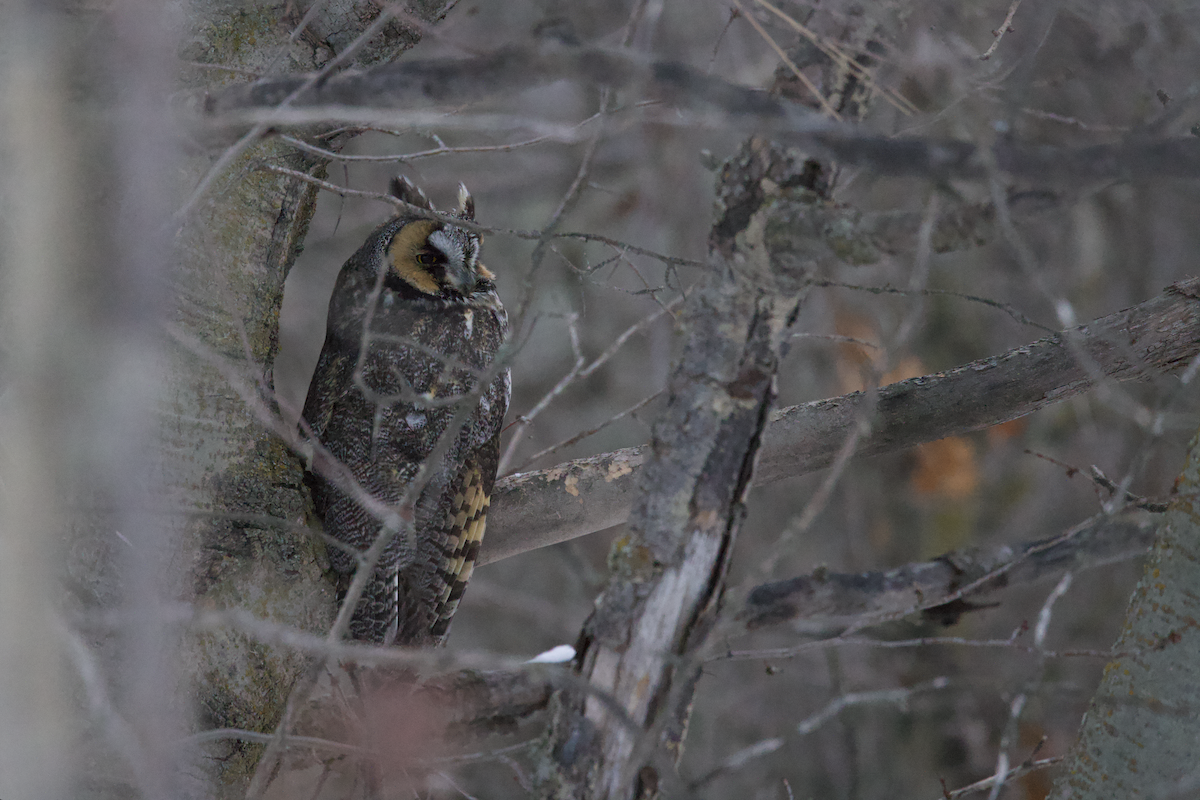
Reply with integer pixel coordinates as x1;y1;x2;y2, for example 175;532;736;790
196;44;1200;183
482;279;1200;565
740;509;1159;629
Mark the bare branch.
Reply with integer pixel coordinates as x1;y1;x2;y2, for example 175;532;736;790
739;509;1158;630
980;0;1024;60
103;508;1156;765
947;757;1063;799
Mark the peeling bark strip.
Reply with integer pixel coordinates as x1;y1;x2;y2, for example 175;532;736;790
536;142;814;799
484;278;1200;565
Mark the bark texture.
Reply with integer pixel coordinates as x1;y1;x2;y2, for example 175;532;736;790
1048;425;1200;798
742;509;1160;629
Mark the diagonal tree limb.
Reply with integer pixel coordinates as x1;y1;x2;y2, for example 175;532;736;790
383;508;1163;735
482;278;1200;566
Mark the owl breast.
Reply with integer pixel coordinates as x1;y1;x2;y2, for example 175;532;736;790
357;296;507;457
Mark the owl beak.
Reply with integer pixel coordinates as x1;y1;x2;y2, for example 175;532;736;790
442;258;475;295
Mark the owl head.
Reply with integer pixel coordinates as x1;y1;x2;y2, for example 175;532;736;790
378;177;493;299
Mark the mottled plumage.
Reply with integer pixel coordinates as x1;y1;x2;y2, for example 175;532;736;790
302;178;509;645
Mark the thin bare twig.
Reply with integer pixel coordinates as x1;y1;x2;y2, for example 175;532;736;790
259;164;707;276
985;573;1072;800
172;8;399;227
498;313;585;474
980;0;1024;61
274;102;649;164
279;130;571;163
501;299;680;474
720;620;1126;664
807;278;1053;333
745;194;939;585
795;676;951;736
514;391;662;472
689;736;785;789
753;0;919;116
943;757;1063;799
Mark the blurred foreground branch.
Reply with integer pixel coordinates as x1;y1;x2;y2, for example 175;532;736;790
484;278;1200;565
195;44;1200;184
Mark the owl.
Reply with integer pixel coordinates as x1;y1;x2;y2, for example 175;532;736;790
301;177;509;646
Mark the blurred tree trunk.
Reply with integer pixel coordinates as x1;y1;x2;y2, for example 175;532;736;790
0;6;82;799
1048;421;1200;799
56;2;449;797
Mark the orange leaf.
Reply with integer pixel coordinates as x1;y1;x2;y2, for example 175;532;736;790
911;437;978;499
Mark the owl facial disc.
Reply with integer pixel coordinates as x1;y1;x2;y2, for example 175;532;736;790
385;219;487;297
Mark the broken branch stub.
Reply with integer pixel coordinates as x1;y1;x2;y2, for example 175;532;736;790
535;141;823;799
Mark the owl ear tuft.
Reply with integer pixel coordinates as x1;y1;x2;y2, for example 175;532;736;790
390;176;435;212
456;182;475;221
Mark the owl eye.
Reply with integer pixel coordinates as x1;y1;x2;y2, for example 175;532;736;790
415;250;440;267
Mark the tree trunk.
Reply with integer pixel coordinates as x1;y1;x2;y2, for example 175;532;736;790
1048;422;1200;798
58;3;450;796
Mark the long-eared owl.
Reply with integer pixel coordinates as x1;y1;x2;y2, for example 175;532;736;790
301;178;509;646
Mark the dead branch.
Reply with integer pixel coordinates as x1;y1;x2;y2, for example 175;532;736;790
740;508;1158;629
535;139;814;799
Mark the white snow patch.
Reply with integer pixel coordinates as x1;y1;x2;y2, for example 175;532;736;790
526;644;576;664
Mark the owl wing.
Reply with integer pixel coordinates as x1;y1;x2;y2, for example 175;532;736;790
301;340;358;443
426;429;502;642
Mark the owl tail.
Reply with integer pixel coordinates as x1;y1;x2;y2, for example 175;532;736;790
345;563;400;644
